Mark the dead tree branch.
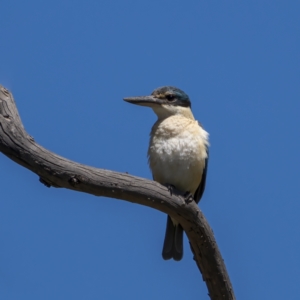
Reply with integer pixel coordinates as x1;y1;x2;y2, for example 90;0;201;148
0;85;235;300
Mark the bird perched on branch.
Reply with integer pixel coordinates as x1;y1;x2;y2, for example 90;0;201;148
124;86;209;261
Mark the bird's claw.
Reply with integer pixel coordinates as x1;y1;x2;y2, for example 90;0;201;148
166;184;194;204
166;184;176;196
184;192;194;204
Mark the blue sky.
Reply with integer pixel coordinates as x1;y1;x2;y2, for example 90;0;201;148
1;1;299;299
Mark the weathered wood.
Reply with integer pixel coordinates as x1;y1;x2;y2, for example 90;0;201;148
0;85;235;300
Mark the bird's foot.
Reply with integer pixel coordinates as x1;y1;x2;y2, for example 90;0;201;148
184;192;194;204
166;184;176;196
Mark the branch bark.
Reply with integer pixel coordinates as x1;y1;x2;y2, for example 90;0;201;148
0;85;235;300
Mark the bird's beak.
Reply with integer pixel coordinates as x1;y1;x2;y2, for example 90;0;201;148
123;95;163;107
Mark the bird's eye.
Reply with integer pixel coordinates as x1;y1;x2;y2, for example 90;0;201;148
165;94;175;101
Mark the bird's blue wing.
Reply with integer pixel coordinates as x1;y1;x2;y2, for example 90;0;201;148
194;146;209;203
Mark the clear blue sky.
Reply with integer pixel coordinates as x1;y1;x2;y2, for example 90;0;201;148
1;1;299;299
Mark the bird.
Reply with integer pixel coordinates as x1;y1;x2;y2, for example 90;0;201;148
124;86;209;261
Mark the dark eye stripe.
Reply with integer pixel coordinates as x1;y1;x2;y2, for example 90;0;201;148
165;94;175;101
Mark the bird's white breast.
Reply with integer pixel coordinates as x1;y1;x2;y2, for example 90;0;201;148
148;115;209;195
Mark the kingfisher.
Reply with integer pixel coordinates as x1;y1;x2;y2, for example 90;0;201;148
124;86;209;261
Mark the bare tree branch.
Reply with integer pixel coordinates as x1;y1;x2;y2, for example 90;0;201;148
0;85;235;300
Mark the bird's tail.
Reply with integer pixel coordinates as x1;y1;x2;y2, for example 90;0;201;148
162;215;183;261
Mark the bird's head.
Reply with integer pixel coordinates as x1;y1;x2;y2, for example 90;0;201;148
124;86;194;119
